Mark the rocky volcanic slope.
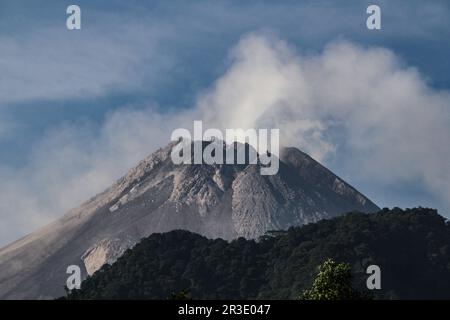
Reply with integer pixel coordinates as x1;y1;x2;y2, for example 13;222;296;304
0;142;378;299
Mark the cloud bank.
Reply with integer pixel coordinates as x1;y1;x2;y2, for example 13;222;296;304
1;33;450;245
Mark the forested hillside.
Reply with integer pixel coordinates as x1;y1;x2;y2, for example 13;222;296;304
64;208;450;299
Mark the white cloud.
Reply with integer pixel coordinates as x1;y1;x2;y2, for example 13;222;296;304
0;23;172;106
1;33;450;246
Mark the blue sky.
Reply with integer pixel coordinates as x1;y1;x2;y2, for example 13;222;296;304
0;0;450;245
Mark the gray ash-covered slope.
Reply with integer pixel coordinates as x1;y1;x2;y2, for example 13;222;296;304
0;141;378;299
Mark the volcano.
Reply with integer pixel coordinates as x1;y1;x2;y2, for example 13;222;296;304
0;141;378;299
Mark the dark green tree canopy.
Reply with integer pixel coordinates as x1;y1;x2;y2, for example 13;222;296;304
62;208;450;300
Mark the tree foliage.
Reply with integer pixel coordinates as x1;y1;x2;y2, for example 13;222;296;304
299;259;365;300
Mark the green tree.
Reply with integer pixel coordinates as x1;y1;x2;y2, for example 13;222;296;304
299;258;365;300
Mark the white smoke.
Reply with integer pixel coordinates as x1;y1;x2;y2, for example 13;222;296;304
197;33;450;210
